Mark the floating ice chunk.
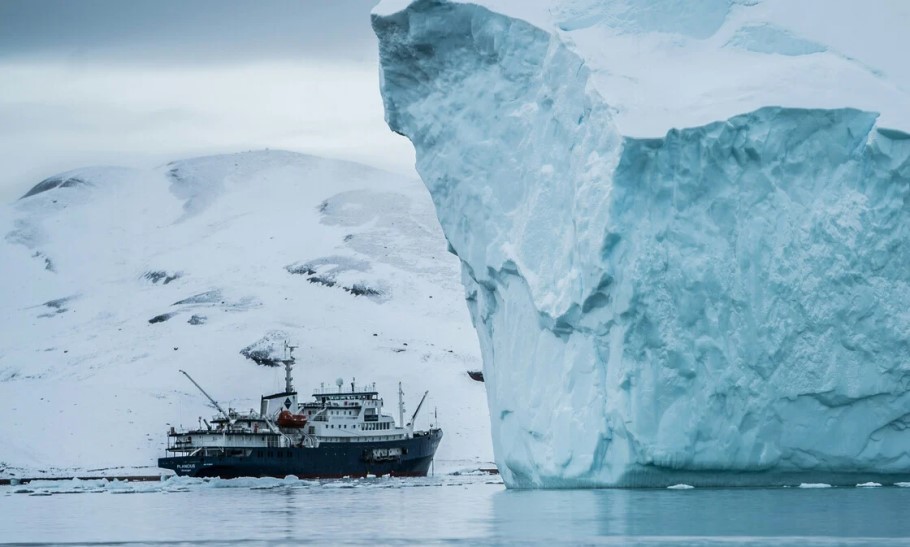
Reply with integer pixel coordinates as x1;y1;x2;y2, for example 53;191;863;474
856;482;882;488
798;483;832;489
895;482;910;488
667;484;694;490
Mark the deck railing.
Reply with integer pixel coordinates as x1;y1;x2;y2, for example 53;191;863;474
312;384;378;395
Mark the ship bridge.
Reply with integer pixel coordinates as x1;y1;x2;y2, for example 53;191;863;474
313;381;379;398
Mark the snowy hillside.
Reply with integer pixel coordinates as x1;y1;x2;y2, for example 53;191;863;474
374;0;910;487
0;150;490;477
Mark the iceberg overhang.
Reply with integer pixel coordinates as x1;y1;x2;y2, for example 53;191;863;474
374;0;910;487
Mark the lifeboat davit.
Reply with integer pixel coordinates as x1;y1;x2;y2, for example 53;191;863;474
276;410;308;428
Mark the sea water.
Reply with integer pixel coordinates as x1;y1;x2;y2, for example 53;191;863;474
2;474;909;545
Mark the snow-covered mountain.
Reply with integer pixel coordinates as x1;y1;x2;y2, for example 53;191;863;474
373;0;910;487
0;150;490;476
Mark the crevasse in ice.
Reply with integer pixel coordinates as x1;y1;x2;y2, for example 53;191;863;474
373;0;910;487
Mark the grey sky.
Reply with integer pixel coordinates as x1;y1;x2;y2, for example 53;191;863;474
0;1;416;202
0;1;378;63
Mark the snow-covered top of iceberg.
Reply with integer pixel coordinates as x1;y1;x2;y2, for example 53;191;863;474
374;0;910;136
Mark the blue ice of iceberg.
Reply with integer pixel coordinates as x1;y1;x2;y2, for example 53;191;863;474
373;0;910;487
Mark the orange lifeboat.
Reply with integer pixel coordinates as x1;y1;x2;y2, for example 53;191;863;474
276;410;308;428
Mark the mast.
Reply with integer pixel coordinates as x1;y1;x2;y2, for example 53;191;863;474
398;381;405;427
282;341;298;394
179;370;230;422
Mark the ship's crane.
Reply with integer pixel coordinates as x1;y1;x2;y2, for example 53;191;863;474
179;370;233;424
407;390;429;431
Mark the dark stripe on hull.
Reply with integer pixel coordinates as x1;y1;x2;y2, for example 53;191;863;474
158;430;442;479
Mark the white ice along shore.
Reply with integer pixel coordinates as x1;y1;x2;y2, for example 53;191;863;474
373;0;910;487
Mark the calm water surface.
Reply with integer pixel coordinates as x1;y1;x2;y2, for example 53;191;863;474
2;474;909;545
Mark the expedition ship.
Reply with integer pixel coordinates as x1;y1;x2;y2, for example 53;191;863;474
157;344;442;478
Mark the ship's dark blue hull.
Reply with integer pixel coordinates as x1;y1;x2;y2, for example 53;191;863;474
158;429;442;479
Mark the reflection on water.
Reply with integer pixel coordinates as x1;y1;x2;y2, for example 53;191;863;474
492;487;910;544
2;475;909;545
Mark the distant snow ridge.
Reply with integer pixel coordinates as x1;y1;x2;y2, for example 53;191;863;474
286;256;388;302
374;0;910;488
21;173;92;199
241;331;292;367
33;295;79;319
553;0;741;37
19;166;134;200
143;271;181;285
725;24;826;56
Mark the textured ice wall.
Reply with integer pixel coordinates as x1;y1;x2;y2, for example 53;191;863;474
374;0;910;487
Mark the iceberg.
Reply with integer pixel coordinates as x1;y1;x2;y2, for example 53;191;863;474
373;0;910;487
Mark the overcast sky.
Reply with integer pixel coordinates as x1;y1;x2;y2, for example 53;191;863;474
0;0;416;201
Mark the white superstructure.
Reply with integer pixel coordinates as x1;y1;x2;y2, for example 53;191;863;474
166;351;429;457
